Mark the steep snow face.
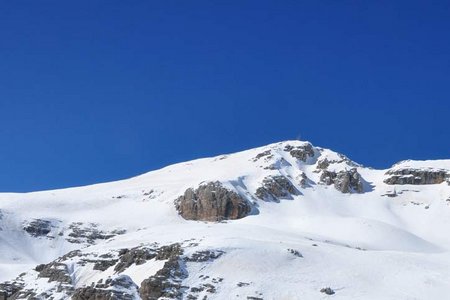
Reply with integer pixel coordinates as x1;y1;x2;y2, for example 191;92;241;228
0;140;450;300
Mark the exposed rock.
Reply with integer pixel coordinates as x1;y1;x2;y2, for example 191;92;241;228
0;281;25;300
139;244;186;300
335;168;364;193
287;249;303;258
320;287;335;295
23;219;54;238
316;158;330;170
115;247;157;273
298;172;310;188
255;176;298;201
320;170;336;186
36;262;72;284
185;250;224;262
252;150;272;161
237;282;251;287
384;168;449;185
156;243;183;260
92;259;119;271
175;182;251;222
72;275;139;300
67;222;125;244
284;143;314;162
320;168;364;193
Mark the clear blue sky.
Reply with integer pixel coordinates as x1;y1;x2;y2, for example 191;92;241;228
0;1;449;192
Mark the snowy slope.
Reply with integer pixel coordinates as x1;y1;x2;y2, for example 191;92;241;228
1;140;450;300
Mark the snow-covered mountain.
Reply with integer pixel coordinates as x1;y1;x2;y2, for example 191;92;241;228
1;140;450;300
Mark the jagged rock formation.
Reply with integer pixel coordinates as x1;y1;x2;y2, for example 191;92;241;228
67;222;126;244
0;282;25;300
114;247;157;273
175;182;251;221
316;158;331;170
35;262;72;284
384;168;449;185
185;250;224;262
320;168;364;193
284;143;315;162
72;275;139;300
255;175;299;201
23;219;54;238
139;244;186;300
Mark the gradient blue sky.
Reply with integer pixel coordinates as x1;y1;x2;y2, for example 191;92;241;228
1;1;449;192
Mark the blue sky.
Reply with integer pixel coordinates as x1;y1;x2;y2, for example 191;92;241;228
0;1;449;192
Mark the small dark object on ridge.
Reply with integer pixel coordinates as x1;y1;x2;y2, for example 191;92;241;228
320;287;335;295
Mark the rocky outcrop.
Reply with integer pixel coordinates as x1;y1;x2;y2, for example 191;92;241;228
298;172;310;188
67;222;125;244
320;287;335;295
0;282;25;300
252;150;272;161
1;242;228;300
115;247;157;273
185;250;224;262
284;143;315;162
35;262;72;286
175;182;251;221
316;158;330;170
23;219;54;238
255;175;299;201
320;168;364;193
139;244;186;300
384;168;449;185
72;275;139;300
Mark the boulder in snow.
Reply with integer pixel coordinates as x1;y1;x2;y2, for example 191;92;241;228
175;182;251;221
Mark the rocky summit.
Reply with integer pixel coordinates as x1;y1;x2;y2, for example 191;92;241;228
0;140;449;299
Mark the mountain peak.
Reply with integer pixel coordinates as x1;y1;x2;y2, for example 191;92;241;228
0;142;449;299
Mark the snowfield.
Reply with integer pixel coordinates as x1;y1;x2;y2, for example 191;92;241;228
1;140;449;299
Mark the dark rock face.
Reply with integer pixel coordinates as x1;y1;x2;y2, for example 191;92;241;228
320;168;364;193
139;243;186;300
175;182;251;222
67;222;125;244
320;170;336;186
255;176;298;201
36;262;72;284
115;247;157;273
23;219;53;237
284;143;315;162
252;150;272;161
72;275;138;300
156;244;183;260
316;158;330;170
298;173;310;188
184;250;224;262
0;282;25;300
92;259;119;271
384;168;449;185
320;287;335;295
287;248;303;258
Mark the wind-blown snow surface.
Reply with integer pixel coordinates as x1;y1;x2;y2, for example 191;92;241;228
1;140;450;299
